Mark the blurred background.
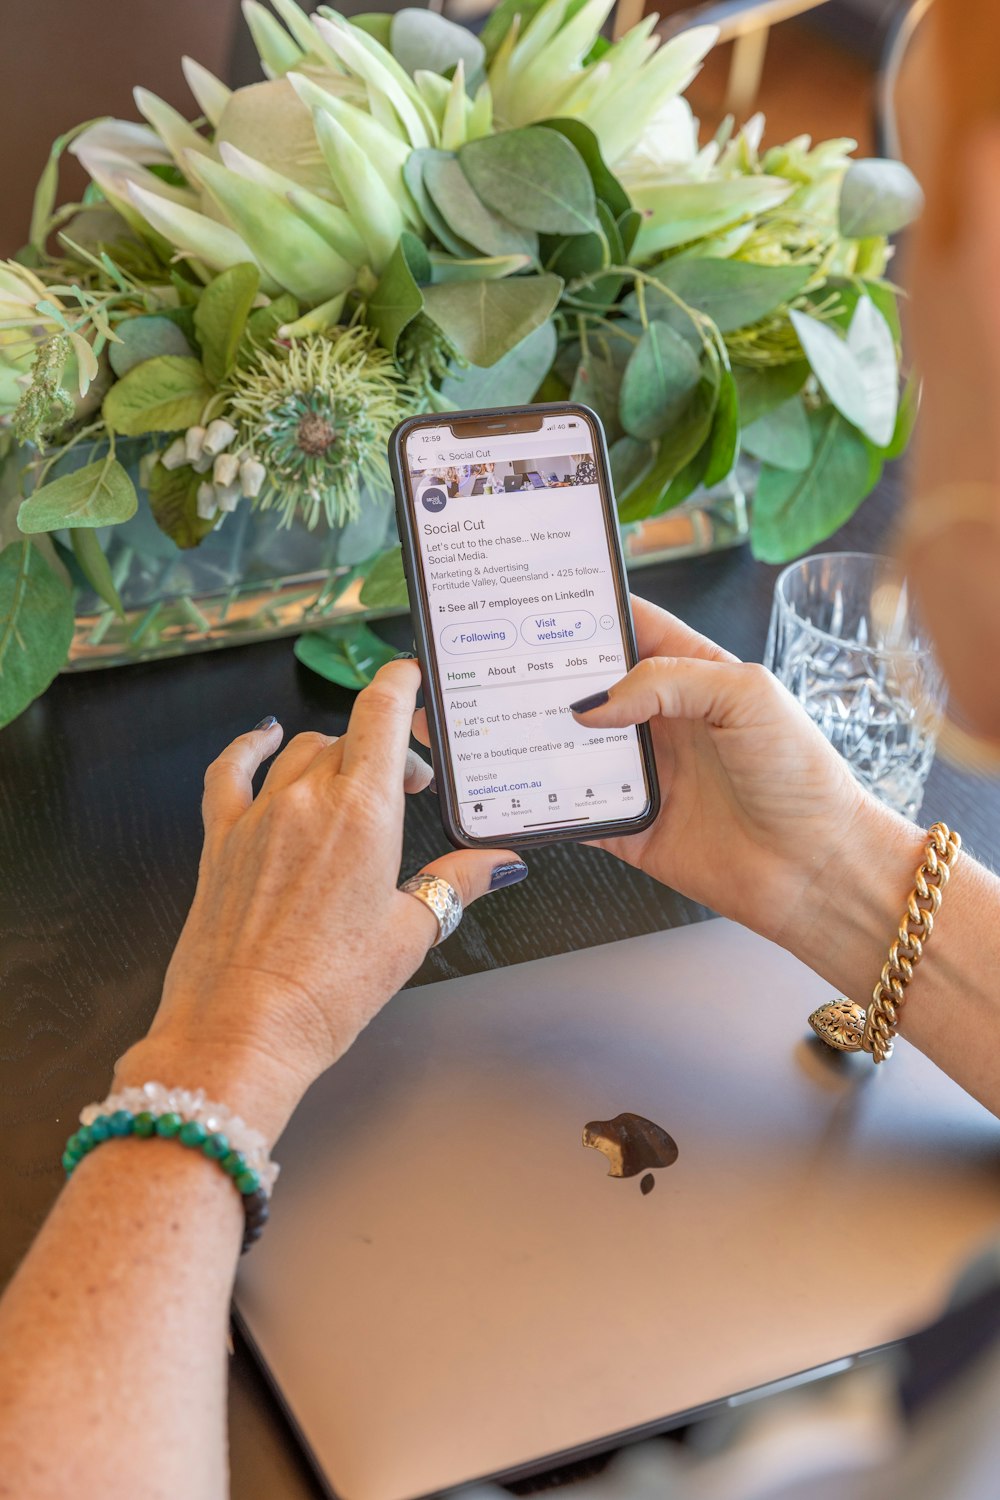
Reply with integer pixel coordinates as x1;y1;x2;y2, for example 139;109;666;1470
0;0;920;260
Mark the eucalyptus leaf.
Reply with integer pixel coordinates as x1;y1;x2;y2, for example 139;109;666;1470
147;462;216;549
294;621;397;689
882;372;919;460
352;12;393;46
422;273;562;367
539;118;631;219
429;252;531;282
108;316;193;378
751;408;882;563
18;457;137;533
732;361;809;426
389;8;485;80
70;526;124;616
609;435;652;496
646;257;812;334
702;368;740;486
542;225;606;280
194;263;260;386
617;208;641;258
618;377;718;522
367;232;430;355
403;151;480;260
845;294;898;448
839;158;924;239
825;278;901;343
359;546;409;609
620;284;702;355
631;177;792;260
459;129;598;236
423;153;537;259
742;396;812;470
619;323;702;442
789;310;869;435
569;329;633;443
439;319;557;406
0;540;74;729
103;355;214;437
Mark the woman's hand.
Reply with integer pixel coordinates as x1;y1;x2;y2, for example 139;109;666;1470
567;597;925;978
115;660;523;1144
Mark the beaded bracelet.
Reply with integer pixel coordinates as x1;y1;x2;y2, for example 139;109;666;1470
61;1082;279;1253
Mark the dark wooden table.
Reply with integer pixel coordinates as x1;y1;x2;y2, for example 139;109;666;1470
3;467;998;1498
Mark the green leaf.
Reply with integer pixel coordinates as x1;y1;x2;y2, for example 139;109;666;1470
751;407;882;563
646;258;812;334
479;0;550;60
631;177;792;260
352;13;393;47
403;151;480;260
617;208;641;258
742;396;812;470
881;372;919;460
825;278;901;343
618;377;718;522
439;319;557;406
368;232;431;356
732;361;809;426
702;368;740;486
619;323;702;441
459;128;598;236
538;118;631;219
294;621;398;689
422;272;562;367
147;462;216;549
359;546;409;609
103;356;214;437
789;310;869;435
839;159;923;239
845;294;898;448
108;315;194;378
29;119;102;255
389;8;485;79
18;457;138;533
429;252;531;283
569;330;633;443
0;540;74;729
609;435;652;496
423;152;537;259
194;263;261;386
70;527;124;617
243;292;300;355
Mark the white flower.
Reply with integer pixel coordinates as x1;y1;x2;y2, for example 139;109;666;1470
239;458;266;498
196;481;218;519
615;96;701;191
214;481;242;512
161;436;188;470
213;451;240;486
185;425;207;462
202;417;237;455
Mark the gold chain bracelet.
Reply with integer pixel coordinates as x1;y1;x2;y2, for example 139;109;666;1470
809;822;962;1063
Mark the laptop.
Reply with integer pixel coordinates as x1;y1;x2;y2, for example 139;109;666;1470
235;919;1000;1500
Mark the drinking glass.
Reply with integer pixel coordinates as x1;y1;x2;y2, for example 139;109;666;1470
764;552;946;819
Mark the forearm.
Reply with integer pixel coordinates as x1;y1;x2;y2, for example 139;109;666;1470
0;1042;303;1500
786;801;1000;1115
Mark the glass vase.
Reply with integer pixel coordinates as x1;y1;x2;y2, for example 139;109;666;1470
621;461;752;571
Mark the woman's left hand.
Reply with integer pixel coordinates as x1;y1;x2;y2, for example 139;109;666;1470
115;660;522;1144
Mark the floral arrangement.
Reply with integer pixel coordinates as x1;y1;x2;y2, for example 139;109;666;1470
0;0;922;726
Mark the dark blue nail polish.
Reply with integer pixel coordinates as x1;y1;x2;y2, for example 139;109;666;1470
253;715;278;730
569;689;609;714
428;776;437;795
394;650;417;661
489;861;528;891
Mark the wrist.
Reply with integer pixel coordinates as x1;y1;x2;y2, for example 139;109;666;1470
113;1030;312;1151
773;795;928;1004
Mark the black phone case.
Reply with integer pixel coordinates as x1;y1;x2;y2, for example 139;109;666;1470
388;401;661;850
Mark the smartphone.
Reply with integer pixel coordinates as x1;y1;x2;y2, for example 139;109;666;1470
389;402;660;849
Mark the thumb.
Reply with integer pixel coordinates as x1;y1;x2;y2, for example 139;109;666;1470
570;657;782;732
394;849;528;951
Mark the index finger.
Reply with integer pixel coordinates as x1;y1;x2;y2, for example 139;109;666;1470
202;720;284;837
630;595;740;665
337;659;422;788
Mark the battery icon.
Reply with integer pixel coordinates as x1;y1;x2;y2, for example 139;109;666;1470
568;421;579;427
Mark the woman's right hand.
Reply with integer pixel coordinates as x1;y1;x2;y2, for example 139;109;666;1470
567;597;925;979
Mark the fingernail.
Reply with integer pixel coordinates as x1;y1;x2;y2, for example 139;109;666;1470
489;861;528;891
253;715;278;730
569;689;609;714
428;776;437;795
394;650;417;661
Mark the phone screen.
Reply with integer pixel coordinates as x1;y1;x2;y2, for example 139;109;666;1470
401;410;653;842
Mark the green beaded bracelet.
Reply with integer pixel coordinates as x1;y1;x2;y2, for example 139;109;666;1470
62;1099;272;1253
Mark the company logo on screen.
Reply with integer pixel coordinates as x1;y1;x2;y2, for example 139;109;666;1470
420;484;447;513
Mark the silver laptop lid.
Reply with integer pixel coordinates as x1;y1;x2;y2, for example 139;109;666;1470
235;919;1000;1500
